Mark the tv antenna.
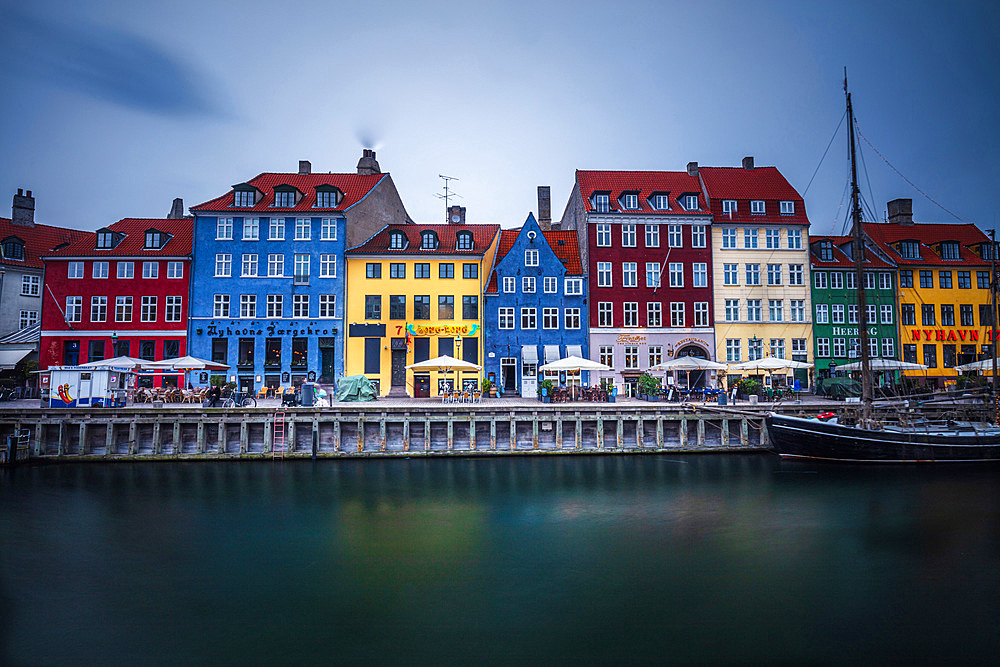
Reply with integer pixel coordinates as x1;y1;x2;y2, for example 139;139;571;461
435;174;462;221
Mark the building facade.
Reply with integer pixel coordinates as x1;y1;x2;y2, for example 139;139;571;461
39;216;193;387
559;169;716;394
187;153;410;393
345;208;499;397
864;199;995;388
483;213;586;397
700;158;813;388
809;235;898;378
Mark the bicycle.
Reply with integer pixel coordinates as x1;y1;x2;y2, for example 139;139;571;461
222;391;257;408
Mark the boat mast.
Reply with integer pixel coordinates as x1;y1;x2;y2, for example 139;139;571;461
846;71;874;424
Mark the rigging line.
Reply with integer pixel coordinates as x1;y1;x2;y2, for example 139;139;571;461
803;109;847;196
854;120;879;221
853;120;968;224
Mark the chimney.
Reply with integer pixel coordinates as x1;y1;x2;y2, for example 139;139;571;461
687;161;699;178
12;188;35;227
167;198;185;219
887;198;913;225
447;205;466;225
298;160;312;175
537;186;552;230
742;156;754;170
356;149;381;175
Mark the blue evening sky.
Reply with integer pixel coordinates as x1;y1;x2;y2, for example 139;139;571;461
1;0;997;235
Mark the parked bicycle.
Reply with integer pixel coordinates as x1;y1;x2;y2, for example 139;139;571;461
222;391;257;408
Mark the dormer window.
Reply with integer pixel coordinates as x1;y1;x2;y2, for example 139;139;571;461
420;231;439;250
144;229;168;250
389;231;407;250
593;193;610;213
780;200;795;215
650;194;670;211
1;237;24;260
820;240;834;262
622;193;639;210
96;230;116;249
314;186;341;208
750;200;766;214
721;199;737;214
898;240;920;259
981;242;997;260
272;186;299;208
233;188;256;207
456;231;474;251
939;241;960;260
682;194;699;211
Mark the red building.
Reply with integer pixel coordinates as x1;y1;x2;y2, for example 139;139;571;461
40;216;193;387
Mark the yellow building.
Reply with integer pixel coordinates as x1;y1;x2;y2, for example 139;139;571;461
345;214;500;397
865;200;995;387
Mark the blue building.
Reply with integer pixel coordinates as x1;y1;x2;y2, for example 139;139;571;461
483;213;587;397
187;153;410;392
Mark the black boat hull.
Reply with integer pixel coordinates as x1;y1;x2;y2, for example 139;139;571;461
766;413;1000;463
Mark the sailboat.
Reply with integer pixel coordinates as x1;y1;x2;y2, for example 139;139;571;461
766;74;1000;462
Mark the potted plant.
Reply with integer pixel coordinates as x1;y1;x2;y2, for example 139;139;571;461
638;372;661;401
480;378;493;398
539;378;555;403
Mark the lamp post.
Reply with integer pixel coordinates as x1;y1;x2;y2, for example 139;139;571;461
111;331;118;358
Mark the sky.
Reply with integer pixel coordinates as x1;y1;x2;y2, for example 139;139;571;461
1;0;998;236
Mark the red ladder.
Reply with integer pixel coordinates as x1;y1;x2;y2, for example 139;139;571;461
272;411;286;459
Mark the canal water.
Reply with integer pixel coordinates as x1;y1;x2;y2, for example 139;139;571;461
3;455;1000;665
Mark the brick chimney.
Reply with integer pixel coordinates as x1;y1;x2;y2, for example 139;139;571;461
887;198;913;225
687;161;699;178
298;160;312;175
742;156;754;170
447;205;466;225
167;198;185;219
537;186;551;230
357;149;380;175
12;188;34;227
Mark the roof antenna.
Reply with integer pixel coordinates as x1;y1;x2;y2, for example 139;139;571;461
435;174;462;222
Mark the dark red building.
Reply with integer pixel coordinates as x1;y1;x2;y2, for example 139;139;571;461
40;216;193;387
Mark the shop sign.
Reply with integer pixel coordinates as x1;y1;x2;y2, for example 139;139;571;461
405;323;480;337
616;334;646;344
832;327;878;336
203;320;334;338
908;329;995;342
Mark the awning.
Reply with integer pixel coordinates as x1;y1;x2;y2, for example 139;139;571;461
544;345;560;364
521;345;539;364
0;348;33;370
567;345;583;359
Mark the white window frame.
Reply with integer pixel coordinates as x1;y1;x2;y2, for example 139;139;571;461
217;217;233;240
621;224;636;248
293;294;309;318
623;302;638;327
670;302;685;327
766;228;781;249
213;294;229;318
622;262;637;288
721;199;737;214
694;302;709;327
166;261;183;279
215;254;231;278
542;307;559;330
723;263;738;286
596;224;612;247
668;225;683;248
668;262;683;287
116;296;133;322
267;294;283;318
780;201;795;215
725;299;739;322
788;264;804;285
68;262;84;279
241;254;257;278
598;302;613;327
243;217;259;240
543;277;557;293
498;308;515;329
693;263;707;288
787;228;803;249
750;200;765;214
319;254;337;278
321;218;338;240
525;249;539;266
117;262;134;279
645;262;660;288
90;296;107;322
503;277;515;293
269;217;285;240
691;225;707;248
645;225;660;248
564;278;583;295
294;218;311;241
647;302;662;327
93;261;109;279
564;308;581;329
165;295;182;322
721;228;737;248
597;262;612;288
744;228;758;248
521;307;537;330
318;294;336;318
522;276;536;293
817;338;830;358
141;296;157;323
268;254;284;277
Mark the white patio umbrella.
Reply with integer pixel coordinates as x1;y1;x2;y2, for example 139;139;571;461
145;355;230;389
651;356;728;393
836;358;928;372
538;355;611;372
406;355;482;394
80;355;154;370
730;357;813;371
954;358;1000;373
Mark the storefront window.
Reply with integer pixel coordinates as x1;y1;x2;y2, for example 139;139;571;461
265;338;282;368
291;338;308;369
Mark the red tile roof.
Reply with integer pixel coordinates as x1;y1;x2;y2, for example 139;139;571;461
809;235;895;269
576;170;707;215
348;223;500;255
43;218;193;258
698;166;810;224
0;217;90;269
191;172;385;212
863;221;991;267
485;227;583;293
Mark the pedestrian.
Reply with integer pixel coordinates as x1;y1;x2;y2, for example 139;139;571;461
207;384;221;407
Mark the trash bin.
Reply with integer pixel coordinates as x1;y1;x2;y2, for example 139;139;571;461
300;382;315;407
717;392;727;406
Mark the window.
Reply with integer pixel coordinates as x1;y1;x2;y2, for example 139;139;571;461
366;262;381;279
167;261;183;279
267;294;283;318
645;225;660;248
565;278;583;295
830;272;843;289
68;262;84;279
525;249;539;266
882;338;895;358
722;228;737;248
389;231;406;249
652;194;670;211
848;304;859;324
747;299;762;322
234;189;255;207
726;339;741;362
90;296;106;322
668;225;683;248
437;263;454;279
598;302;613;327
767;264;782;286
215;254;231;277
903;344;918;364
691;225;707;248
819;240;834;261
438;295;454;319
321;218;338;240
787;228;802;249
321;254;338;278
788;264;803;285
878;304;893;325
866;304;877;325
668;262;683;287
670;302;685;327
113;295;133;322
744;228;758;248
862;272;875;290
623;262;638;288
293;294;309;318
745;264;760;286
264;338;281;368
647;302;662;327
846;272;856;290
939;271;952;289
165;296;182;322
769;299;783;322
780;201;795;215
924;344;937;368
981;305;995;327
624;346;639;369
274;190;296;208
293;254;310;283
833;338;846;358
596;224;611;247
268;254;284;277
544;277;557;293
241;254;257;277
725;299;739;322
389;263;406;279
978;271;990;289
594;194;610;212
832;304;844;324
117;261;134;279
217;217;233;240
941;304;955;326
599;346;614;368
414;295;430;319
900;270;913;288
243;217;259;240
682;194;699;211
748;338;763;361
622;224;636;247
141;296;157;322
814;271;827;289
723;264;738;286
269;217;285;240
790;299;805;322
770;339;785;359
694;302;709;327
939;241;960;260
389;295;405;320
849;338;860;359
462;296;478;320
235;294;254;319
816;338;830;358
623;193;638;209
766;228;781;249
414;263;430;279
648;346;663;367
91;261;109;279
295;218;310;240
815;303;828;324
750;200;765;214
878;272;892;290
291;338;308;368
623;302;638;327
96;231;113;249
922;304;935;326
722;199;737;215
957;271;971;289
645;263;661;288
898;241;920;259
522;276;536;293
420;231;438;250
503;277;515;293
498;308;515;329
2;238;25;260
463;263;478;279
521;307;537;329
19;310;37;328
901;304;915;325
565;308;580;329
960;304;974;326
693;263;707;287
543;307;559;329
597;262;612;287
365;295;381;319
456;231;473;250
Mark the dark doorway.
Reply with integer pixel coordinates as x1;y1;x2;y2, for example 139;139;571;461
391;349;406;387
676;345;708;388
414;374;430;398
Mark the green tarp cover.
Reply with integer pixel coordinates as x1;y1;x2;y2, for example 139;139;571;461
818;377;862;398
335;375;378;402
